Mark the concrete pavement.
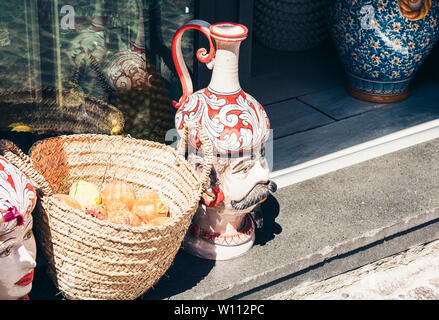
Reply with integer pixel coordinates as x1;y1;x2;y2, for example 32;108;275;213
270;239;439;300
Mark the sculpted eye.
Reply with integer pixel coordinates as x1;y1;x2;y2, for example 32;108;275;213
0;246;12;258
233;163;252;175
24;230;33;240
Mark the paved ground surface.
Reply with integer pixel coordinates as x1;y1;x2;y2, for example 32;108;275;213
270;239;439;300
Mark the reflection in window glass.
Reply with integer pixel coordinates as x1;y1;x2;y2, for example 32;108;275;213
0;0;41;92
151;0;194;99
0;0;195;148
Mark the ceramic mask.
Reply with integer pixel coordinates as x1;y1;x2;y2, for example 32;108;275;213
0;156;37;300
172;20;277;260
330;0;439;102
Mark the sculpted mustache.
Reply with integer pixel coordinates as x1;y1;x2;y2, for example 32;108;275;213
231;180;277;211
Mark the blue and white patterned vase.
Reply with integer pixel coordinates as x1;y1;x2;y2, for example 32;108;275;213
329;0;439;102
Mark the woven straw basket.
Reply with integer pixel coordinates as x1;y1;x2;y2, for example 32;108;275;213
0;122;212;300
0;88;124;136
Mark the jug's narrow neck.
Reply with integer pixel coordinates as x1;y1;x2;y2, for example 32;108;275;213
208;39;243;94
207;22;247;95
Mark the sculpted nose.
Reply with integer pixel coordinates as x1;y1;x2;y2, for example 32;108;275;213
254;159;269;183
17;245;37;269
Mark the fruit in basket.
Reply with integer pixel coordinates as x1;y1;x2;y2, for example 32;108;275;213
102;181;136;213
69;180;102;208
107;209;142;227
148;216;173;227
53;194;83;210
132;191;169;223
8;122;34;133
84;204;107;221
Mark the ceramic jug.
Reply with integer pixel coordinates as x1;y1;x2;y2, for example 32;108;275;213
330;0;439;102
172;20;277;260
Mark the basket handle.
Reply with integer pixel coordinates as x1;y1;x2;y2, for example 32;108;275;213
177;122;213;192
0;140;53;197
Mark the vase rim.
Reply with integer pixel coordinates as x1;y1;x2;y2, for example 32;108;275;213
209;22;248;42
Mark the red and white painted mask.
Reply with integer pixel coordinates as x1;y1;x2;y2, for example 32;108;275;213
0;156;37;300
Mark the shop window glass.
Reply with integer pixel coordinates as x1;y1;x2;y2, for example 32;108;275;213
0;0;195;150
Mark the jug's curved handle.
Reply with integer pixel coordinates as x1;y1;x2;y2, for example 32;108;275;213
172;20;215;109
399;0;432;21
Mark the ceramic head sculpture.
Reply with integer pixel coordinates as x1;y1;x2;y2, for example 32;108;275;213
172;20;277;260
0;156;37;300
